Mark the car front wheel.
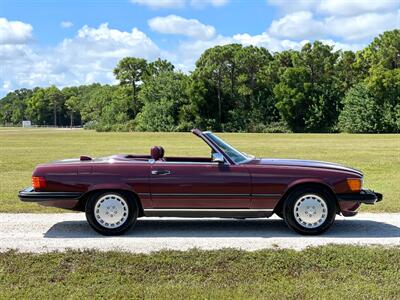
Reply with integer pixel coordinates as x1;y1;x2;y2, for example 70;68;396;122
283;187;336;235
85;191;138;235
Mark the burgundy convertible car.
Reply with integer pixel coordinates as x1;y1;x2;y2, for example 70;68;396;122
19;129;382;235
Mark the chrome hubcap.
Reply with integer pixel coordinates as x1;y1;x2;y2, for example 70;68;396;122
294;194;328;229
94;194;128;229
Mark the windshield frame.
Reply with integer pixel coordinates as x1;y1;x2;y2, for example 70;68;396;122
203;131;252;165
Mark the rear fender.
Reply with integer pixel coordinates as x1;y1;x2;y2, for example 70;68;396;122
76;183;145;215
87;183;133;193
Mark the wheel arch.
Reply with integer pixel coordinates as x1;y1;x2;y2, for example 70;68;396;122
274;181;339;215
75;188;144;217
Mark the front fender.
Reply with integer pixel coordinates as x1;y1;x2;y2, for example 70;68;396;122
283;178;335;196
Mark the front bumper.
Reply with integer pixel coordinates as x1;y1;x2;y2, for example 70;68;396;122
337;189;383;205
18;187;83;202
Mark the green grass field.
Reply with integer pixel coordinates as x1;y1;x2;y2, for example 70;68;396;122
0;128;399;212
1;246;399;299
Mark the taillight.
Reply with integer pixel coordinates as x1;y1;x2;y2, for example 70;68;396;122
32;176;46;189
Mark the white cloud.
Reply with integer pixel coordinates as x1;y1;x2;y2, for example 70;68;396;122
319;39;364;52
232;32;308;52
268;11;324;39
60;23;160;69
148;15;216;40
0;23;161;94
60;21;73;28
0;18;33;45
266;8;399;42
318;0;398;16
325;12;400;41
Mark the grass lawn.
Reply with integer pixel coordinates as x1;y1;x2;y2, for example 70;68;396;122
0;128;399;213
0;246;399;299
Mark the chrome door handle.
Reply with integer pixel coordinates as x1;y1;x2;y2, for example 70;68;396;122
151;170;171;175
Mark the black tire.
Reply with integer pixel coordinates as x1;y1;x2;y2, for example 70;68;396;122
282;186;336;235
85;191;138;236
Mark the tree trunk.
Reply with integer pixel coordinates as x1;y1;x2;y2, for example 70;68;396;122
70;111;73;128
250;70;256;107
132;83;137;116
218;90;221;128
217;77;222;129
53;102;57;126
230;65;235;98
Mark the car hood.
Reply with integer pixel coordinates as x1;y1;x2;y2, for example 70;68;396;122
251;158;363;176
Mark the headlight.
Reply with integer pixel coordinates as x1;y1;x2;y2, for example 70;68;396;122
346;178;362;192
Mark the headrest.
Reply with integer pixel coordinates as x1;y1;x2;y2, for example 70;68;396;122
150;146;164;160
159;146;164;158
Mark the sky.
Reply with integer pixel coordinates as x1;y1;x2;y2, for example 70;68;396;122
0;0;399;96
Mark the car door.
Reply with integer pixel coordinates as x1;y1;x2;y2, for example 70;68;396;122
150;161;251;208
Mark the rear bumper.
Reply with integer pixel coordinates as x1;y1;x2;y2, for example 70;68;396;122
337;189;383;205
18;187;83;202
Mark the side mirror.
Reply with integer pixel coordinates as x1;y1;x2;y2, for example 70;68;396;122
212;152;225;163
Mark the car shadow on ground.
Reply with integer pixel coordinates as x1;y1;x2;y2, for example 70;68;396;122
44;218;400;239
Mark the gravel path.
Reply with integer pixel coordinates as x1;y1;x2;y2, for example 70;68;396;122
0;213;399;253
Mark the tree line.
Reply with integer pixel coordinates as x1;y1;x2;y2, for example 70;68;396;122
0;29;399;133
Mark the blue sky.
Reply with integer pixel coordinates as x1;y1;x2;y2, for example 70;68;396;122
2;0;275;47
1;0;399;96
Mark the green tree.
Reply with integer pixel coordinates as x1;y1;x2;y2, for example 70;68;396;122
193;46;231;129
339;82;380;133
26;88;51;125
336;51;360;94
365;67;400;132
147;58;174;78
80;85;113;125
113;57;148;116
0;88;32;125
45;86;64;126
233;46;275;131
362;30;400;132
236;46;272;102
98;86;132;131
274;41;340;132
136;71;189;131
361;29;400;70
62;86;81;127
65;96;80;127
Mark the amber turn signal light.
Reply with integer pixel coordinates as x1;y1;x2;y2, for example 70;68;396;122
32;176;46;189
346;178;362;192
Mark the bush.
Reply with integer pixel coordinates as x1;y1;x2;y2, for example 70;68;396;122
83;120;98;130
339;83;380;133
135;99;178;132
261;121;292;133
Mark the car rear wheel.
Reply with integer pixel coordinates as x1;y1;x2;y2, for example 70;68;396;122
283;186;336;235
85;192;138;235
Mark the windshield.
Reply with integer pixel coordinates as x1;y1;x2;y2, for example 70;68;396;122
204;132;251;164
